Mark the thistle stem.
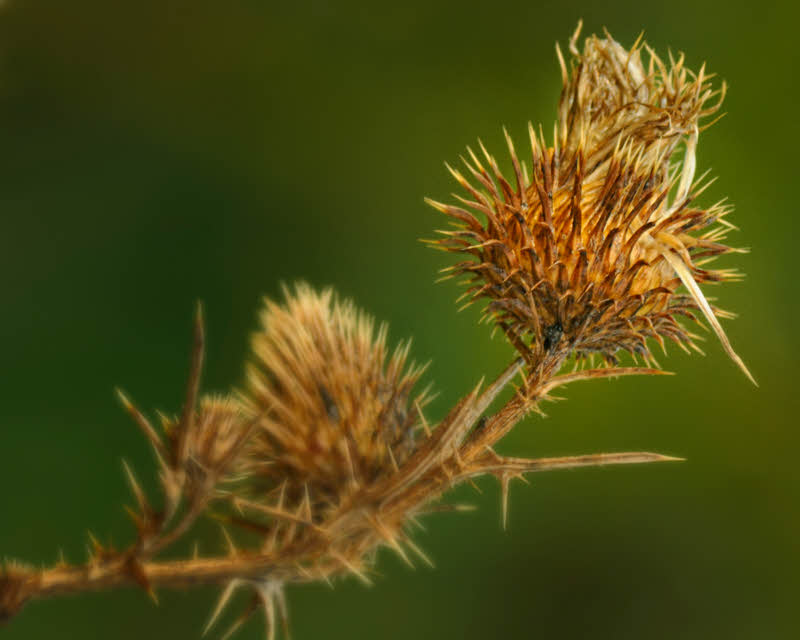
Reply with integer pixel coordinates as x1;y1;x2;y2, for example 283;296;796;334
0;353;670;626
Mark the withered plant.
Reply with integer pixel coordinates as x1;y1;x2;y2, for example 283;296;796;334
0;22;754;639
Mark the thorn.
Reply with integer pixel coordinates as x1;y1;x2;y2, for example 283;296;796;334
555;41;568;85
341;439;362;490
403;537;434;568
299;484;312;522
220;525;238;557
662;249;757;386
204;579;243;636
386;445;400;473
123;505;143;531
293;563;312;580
126;556;158;604
416;399;432;437
87;531;103;555
121;459;150;516
263;593;276;640
177;301;206;467
407;514;427;532
540;367;673;396
275;586;291;640
219;592;259;640
420;502;476;514
451;503;477;512
115;389;165;459
483;452;685;476
367;515;413;568
466;478;482;494
233;497;326;536
331;552;372;586
500;474;511;530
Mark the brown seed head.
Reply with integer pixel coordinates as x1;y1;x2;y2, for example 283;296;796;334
430;23;753;383
169;396;251;490
237;284;430;519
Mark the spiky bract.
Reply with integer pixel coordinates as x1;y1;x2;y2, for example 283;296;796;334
431;25;752;381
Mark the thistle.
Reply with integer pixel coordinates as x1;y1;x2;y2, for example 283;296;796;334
429;22;753;383
237;284;430;511
0;23;752;640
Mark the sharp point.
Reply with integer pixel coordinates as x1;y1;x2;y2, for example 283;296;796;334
500;475;510;530
115;387;131;407
654;454;686;462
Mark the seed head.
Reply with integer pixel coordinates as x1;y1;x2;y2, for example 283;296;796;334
430;23;753;383
237;284;430;519
166;396;251;491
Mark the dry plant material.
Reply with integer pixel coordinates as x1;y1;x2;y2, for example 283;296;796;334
429;24;751;381
0;22;753;639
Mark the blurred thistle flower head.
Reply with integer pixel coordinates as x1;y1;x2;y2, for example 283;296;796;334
168;395;251;488
236;283;431;520
430;22;754;384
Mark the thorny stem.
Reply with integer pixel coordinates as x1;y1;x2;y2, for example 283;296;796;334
0;351;675;623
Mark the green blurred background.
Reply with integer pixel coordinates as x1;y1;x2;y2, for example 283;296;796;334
0;0;797;638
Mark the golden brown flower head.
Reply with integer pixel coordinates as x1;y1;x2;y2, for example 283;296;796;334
430;24;753;383
161;395;251;492
237;284;430;518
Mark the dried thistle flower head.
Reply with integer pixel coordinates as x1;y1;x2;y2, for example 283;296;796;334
237;284;430;520
430;22;754;383
162;395;251;496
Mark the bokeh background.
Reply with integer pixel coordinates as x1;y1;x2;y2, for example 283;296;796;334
0;1;797;638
